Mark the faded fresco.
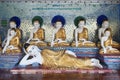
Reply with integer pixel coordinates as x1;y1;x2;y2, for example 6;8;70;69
0;2;120;43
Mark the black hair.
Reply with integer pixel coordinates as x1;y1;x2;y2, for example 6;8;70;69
10;28;16;32
24;43;30;51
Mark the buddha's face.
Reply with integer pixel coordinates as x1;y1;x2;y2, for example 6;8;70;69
78;21;85;28
55;21;62;28
102;21;109;28
10;21;16;28
33;21;40;28
10;30;16;36
27;45;40;56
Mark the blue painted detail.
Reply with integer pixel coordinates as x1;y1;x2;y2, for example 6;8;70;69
39;47;99;58
105;63;120;70
102;55;120;70
0;54;23;69
32;63;39;67
18;65;26;68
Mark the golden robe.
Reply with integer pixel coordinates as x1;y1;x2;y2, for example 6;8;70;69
16;28;22;39
29;28;47;47
5;36;21;54
16;28;22;47
48;28;69;47
97;28;120;49
71;28;96;47
3;28;22;48
41;49;95;69
99;28;120;54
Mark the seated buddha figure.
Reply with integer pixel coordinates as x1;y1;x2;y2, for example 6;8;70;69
2;16;22;47
19;43;103;69
71;16;96;47
26;16;47;47
97;15;120;54
49;15;69;47
2;28;21;54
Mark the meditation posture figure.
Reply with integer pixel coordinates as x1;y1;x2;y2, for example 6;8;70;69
2;28;21;54
19;43;103;69
2;16;22;47
71;16;96;47
26;16;47;47
49;15;69;47
97;15;120;54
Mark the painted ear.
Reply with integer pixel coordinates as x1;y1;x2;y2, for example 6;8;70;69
14;24;17;27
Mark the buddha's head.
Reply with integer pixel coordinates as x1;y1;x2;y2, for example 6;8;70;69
97;15;109;28
9;16;21;28
78;20;85;28
101;20;109;29
51;15;66;28
24;43;41;56
9;21;17;28
33;21;40;28
74;16;86;28
55;21;63;28
32;16;43;28
9;28;16;36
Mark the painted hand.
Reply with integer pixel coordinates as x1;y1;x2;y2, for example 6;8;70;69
8;45;14;50
51;41;54;47
75;41;78;47
91;58;103;68
2;49;6;53
103;48;107;54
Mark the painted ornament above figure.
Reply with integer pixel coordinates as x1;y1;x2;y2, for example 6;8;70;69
97;15;120;54
26;16;47;47
71;16;96;47
48;15;69;47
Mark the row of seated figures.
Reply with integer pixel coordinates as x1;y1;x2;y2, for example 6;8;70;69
0;15;119;55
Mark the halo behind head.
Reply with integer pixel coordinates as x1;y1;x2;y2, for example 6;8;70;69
97;15;108;27
74;16;86;28
32;16;43;27
51;15;66;27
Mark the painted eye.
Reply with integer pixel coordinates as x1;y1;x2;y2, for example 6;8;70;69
32;47;34;50
29;50;32;53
